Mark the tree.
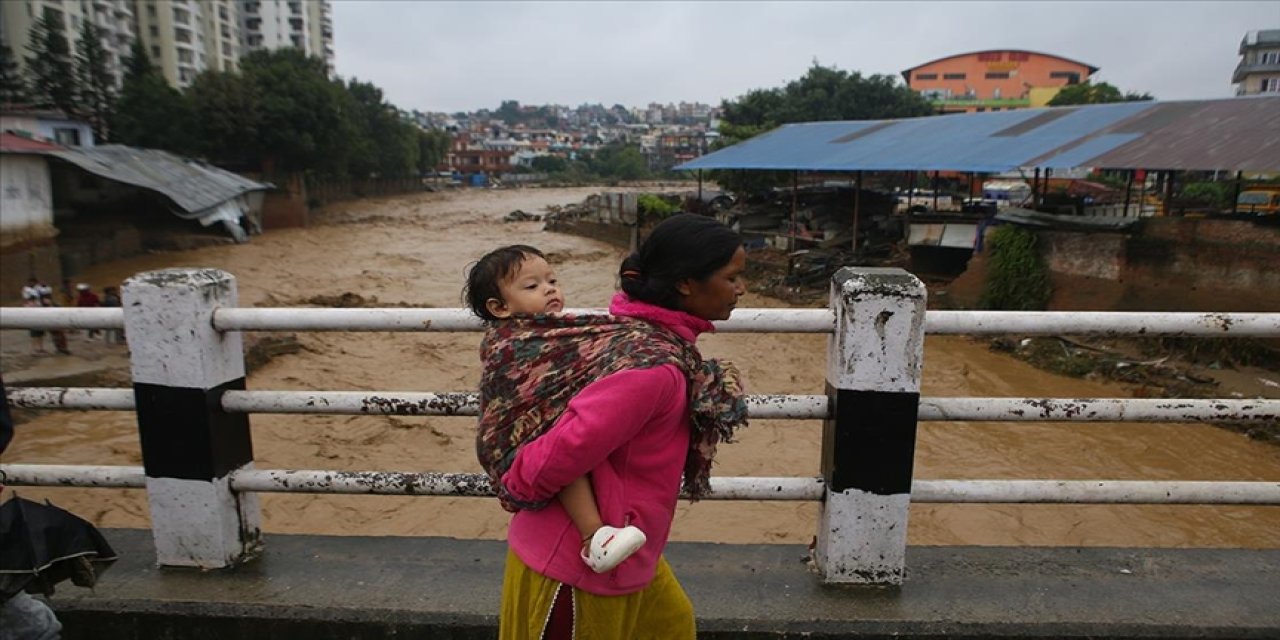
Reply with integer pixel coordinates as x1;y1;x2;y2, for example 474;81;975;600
187;69;261;168
76;22;116;141
239;48;350;177
592;143;649;181
25;13;80;115
1048;81;1153;106
417;129;451;175
343;79;418;178
111;41;193;153
0;44;28;105
530;155;568;174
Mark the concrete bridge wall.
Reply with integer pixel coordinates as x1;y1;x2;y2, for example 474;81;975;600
44;529;1280;640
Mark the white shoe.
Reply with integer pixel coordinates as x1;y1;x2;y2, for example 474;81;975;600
581;525;647;573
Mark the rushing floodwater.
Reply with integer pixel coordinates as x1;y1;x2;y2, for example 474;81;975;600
3;187;1277;548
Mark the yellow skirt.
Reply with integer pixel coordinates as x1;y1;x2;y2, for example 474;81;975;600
498;548;695;640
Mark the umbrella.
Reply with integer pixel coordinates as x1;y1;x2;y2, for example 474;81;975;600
0;495;118;600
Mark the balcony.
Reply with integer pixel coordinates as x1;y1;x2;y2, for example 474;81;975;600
930;97;1031;109
1232;58;1280;83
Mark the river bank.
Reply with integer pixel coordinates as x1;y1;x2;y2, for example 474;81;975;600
2;186;1277;548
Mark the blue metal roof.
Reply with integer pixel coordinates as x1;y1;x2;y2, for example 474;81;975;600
678;97;1280;173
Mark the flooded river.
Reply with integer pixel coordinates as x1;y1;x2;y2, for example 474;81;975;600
3;186;1277;548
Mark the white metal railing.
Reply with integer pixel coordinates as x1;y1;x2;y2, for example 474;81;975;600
3;465;1276;505
3;267;1279;584
7;387;1276;424
7;306;1280;337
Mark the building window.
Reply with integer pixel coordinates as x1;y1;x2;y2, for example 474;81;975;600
916;73;937;80
151;45;160;58
149;25;158;37
147;4;156;17
1050;71;1081;84
943;73;966;80
54;127;82;146
1262;78;1280;93
985;72;1010;79
1260;51;1280;64
173;7;189;24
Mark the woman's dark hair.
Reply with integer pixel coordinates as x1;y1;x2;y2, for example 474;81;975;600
619;213;742;309
464;244;546;322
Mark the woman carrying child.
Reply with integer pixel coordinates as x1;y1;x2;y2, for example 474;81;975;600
469;213;750;639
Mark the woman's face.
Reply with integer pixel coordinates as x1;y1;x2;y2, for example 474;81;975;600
676;247;748;321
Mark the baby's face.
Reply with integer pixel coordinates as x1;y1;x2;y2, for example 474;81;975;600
488;255;565;318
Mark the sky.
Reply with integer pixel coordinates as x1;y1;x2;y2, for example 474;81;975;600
332;1;1280;114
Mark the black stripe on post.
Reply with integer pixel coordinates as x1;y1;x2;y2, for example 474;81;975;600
134;378;253;481
821;384;919;495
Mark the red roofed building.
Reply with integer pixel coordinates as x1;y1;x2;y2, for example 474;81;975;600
903;50;1099;114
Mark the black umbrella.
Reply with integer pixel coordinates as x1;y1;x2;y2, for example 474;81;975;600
0;495;118;599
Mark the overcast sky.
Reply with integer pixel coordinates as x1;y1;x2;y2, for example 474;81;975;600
332;1;1279;114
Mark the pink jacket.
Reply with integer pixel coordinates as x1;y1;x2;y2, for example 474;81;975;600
501;293;713;596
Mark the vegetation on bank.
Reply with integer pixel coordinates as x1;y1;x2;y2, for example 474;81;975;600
979;226;1052;311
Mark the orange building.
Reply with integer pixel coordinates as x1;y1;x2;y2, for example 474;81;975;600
902;50;1098;114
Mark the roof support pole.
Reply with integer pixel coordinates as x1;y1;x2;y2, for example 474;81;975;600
1164;170;1176;216
1032;167;1041;209
932;171;940;212
1137;170;1147;216
791;171;799;252
1231;171;1242;215
852;172;863;255
1123;170;1134;217
697;169;703;204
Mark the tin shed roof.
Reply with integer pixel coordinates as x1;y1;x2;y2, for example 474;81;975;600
46;145;272;217
678;96;1280;173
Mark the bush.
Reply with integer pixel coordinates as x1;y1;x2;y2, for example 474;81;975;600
638;193;680;219
979;225;1051;310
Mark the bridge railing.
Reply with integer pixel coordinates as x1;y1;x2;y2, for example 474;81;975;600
2;267;1278;585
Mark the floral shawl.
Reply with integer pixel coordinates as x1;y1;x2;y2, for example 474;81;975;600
476;312;748;512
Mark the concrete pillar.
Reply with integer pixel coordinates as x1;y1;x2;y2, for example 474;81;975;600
816;267;926;585
122;268;261;568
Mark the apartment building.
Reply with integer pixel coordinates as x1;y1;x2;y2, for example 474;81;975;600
239;0;333;75
902;49;1098;114
1;0;137;90
1234;29;1280;95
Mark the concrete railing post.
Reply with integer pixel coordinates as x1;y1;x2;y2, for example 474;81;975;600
816;267;926;585
122;269;261;568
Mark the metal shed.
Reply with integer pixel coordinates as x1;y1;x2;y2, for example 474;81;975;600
678;96;1280;174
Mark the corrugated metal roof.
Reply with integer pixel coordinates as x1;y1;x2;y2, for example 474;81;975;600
678;96;1280;173
45;145;272;216
0;132;65;153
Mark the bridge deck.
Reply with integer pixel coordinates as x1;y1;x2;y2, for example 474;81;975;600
47;529;1280;639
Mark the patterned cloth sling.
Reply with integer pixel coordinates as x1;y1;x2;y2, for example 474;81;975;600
476;312;748;513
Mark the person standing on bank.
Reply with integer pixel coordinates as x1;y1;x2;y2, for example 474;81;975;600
488;214;750;639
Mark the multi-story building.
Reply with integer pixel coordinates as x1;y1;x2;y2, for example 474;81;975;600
238;0;333;75
1233;29;1280;95
201;0;240;73
134;0;216;87
902;49;1098;114
1;0;137;90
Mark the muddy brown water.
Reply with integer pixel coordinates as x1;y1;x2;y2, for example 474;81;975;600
2;187;1277;548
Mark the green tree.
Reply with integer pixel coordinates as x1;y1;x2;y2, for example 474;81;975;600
76;21;116;141
417;128;451;175
25;13;80;115
715;63;934;196
111;41;193;153
592;143;649;181
530;155;568;174
239;48;350;176
1048;81;1153;106
187;69;260;167
342;79;420;178
0;44;29;105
